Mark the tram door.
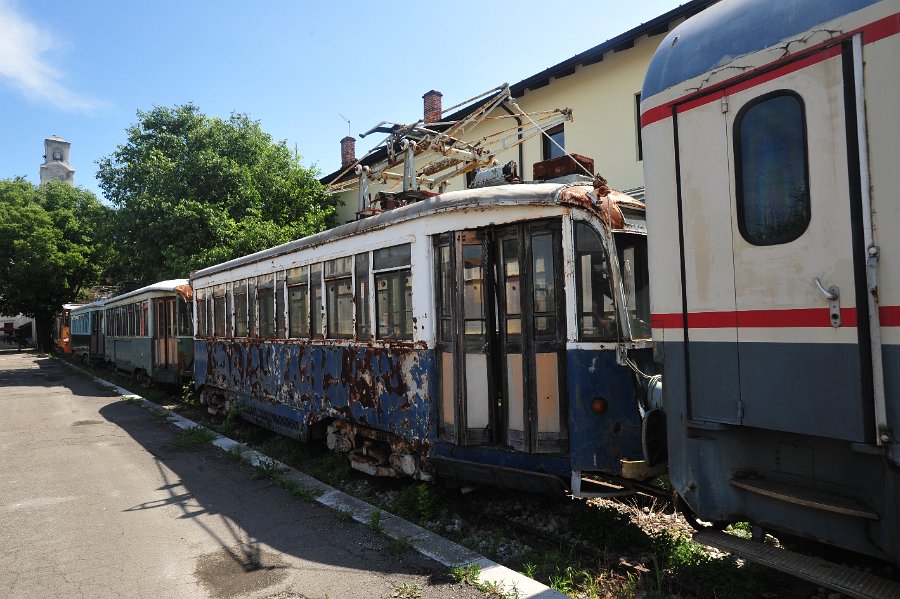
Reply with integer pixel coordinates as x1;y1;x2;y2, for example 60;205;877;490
153;298;177;370
91;311;104;355
436;220;567;454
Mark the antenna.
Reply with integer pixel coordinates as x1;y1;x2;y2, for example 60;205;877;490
338;113;351;136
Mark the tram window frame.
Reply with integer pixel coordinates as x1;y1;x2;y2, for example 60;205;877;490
196;289;207;337
257;274;275;339
574;222;618;341
213;285;227;337
141;301;148;336
275;272;286;339
436;242;453;343
177;296;193;337
734;90;811;246
233;280;248;337
355;252;371;340
286;266;309;338
310;264;323;339
325;257;354;339
248;278;257;338
530;231;558;341
374;243;413;341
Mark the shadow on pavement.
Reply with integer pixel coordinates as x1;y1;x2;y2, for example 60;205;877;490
0;351;118;398
97;398;452;596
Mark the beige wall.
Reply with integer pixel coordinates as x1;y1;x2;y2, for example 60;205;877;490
331;29;669;224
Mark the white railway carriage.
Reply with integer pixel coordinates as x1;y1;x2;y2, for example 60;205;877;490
191;182;662;494
641;0;900;570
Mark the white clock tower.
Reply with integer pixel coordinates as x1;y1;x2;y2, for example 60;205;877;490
40;135;75;185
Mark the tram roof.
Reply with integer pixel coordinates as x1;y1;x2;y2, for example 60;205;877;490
642;0;881;99
103;279;191;306
70;299;107;314
193;183;642;280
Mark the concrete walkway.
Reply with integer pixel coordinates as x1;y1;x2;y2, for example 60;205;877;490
0;350;564;599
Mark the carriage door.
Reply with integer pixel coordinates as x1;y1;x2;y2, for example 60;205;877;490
436;222;567;453
154;298;177;370
724;44;869;442
676;44;870;440
91;311;104;355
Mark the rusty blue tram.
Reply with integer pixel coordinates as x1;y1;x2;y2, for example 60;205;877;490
191;181;662;495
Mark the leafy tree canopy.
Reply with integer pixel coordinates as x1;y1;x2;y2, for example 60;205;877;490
0;178;111;349
97;103;337;286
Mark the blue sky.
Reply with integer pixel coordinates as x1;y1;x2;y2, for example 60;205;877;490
0;0;683;201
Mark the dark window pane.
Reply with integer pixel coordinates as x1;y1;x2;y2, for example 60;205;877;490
258;288;275;338
325;256;353;278
248;279;257;337
532;233;557;339
310;264;322;338
177;298;192;336
375;269;412;340
575;223;617;340
214;296;226;337
543;124;565;160
736;93;810;245
276;277;286;338
462;243;485;346
326;277;354;338
355;253;370;339
373;244;411;269
288;285;308;338
616;233;651;340
234;291;248;337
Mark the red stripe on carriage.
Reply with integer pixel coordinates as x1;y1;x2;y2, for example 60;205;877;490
640;13;900;128
881;306;900;327
651;307;866;329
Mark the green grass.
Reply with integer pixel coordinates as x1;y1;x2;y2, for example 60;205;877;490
168;425;217;450
391;582;422;598
277;477;321;502
368;508;383;533
250;457;287;480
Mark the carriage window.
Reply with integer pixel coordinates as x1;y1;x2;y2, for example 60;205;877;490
502;239;521;340
257;275;275;338
214;285;227;337
196;289;207;337
575;223;617;341
248;278;257;337
287;267;309;338
355;253;371;339
374;244;412;340
276;273;286;339
233;280;248;337
531;233;556;338
141;301;148;336
177;297;193;336
616;233;651;340
462;242;485;345
437;244;452;341
735;92;810;245
326;257;353;339
310;264;323;338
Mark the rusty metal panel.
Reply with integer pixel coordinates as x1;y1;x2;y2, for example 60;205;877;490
533;153;594;180
198;338;436;449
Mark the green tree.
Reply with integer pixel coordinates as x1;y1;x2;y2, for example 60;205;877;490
0;179;111;351
97;103;337;286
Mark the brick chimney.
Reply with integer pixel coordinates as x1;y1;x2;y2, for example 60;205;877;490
423;90;443;124
340;136;356;168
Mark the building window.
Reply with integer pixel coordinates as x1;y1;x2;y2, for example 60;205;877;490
287;267;309;338
735;91;810;246
374;244;412;340
325;257;353;339
542;124;565;160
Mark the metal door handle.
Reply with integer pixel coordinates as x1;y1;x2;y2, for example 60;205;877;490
813;277;839;301
813;277;841;328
